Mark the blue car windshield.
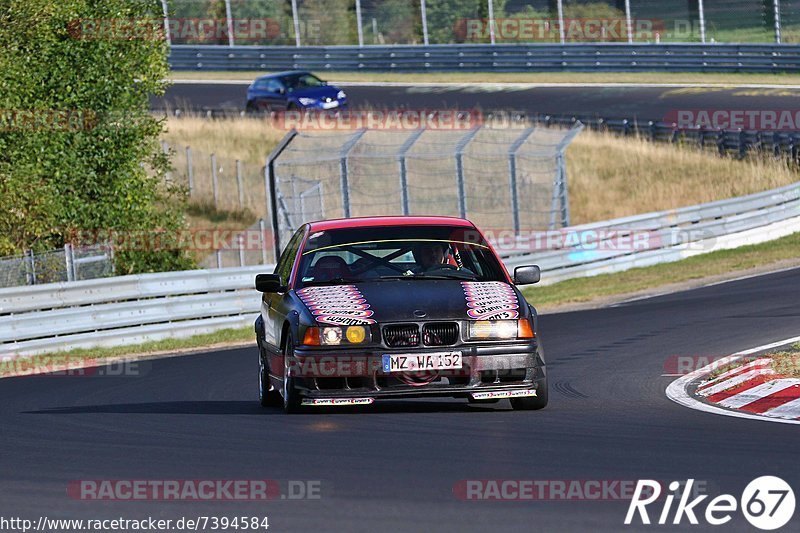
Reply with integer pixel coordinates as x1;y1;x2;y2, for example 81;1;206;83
283;73;325;91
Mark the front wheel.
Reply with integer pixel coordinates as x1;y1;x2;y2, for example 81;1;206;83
258;346;280;407
282;337;303;414
510;379;548;410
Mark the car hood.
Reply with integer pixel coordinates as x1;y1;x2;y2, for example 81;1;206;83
297;280;523;325
288;85;341;100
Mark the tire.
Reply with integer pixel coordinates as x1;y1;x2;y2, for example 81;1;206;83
258;342;280;407
282;336;303;414
510;378;548;411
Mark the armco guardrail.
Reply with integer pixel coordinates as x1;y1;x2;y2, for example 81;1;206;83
1;181;799;358
0;265;270;358
168;44;800;73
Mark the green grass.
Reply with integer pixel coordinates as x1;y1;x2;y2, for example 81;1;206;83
522;231;800;308
0;327;252;378
6;232;800;376
169;70;800;85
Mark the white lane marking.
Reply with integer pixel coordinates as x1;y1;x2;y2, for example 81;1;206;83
665;335;800;426
698;369;775;397
168;79;800;90
762;395;800;419
699;358;772;389
717;379;800;409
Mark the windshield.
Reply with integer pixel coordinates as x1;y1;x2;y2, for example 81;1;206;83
282;73;325;91
296;225;507;288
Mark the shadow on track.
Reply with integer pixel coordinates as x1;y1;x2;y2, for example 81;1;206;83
24;399;512;415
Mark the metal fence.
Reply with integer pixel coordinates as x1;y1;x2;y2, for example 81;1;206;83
3;179;798;358
0;244;113;289
168;42;800;72
161;1;799;46
266;124;584;254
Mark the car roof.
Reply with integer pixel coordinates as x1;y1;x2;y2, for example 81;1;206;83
256;70;311;81
307;216;476;232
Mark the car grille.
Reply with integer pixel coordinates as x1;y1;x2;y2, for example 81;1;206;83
422;322;459;346
383;324;420;348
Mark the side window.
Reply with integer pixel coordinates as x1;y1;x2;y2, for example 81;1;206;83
266;79;283;93
274;227;305;283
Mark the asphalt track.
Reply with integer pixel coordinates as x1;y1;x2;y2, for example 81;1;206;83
154;82;800;123
2;266;799;531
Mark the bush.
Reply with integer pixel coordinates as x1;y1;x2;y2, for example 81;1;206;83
0;0;194;273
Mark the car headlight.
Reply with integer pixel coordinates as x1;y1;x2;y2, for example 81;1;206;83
298;97;317;106
302;326;370;345
337;90;346;100
468;319;534;340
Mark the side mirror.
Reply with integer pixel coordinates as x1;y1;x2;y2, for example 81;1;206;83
255;273;284;293
513;265;541;285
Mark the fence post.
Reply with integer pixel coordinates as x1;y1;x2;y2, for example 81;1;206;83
624;0;633;43
556;0;565;44
355;0;364;47
698;0;707;43
186;146;194;196
774;0;782;44
339;129;367;218
236;159;244;209
397;128;425;215
266;130;298;259
160;0;171;47
224;0;234;47
508;127;535;236
64;243;75;282
238;233;246;267
24;250;36;285
420;0;429;45
455;127;481;219
259;218;269;264
291;0;301;47
487;0;496;45
216;249;223;269
211;153;219;208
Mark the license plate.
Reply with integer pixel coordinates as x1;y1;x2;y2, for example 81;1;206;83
322;100;340;109
382;352;462;373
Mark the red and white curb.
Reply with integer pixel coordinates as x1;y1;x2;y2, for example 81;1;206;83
666;335;800;425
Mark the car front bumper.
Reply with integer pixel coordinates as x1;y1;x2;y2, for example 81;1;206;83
289;342;545;401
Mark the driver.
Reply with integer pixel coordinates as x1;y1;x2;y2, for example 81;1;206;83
412;242;447;272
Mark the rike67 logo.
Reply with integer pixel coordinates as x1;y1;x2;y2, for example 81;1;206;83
625;477;795;530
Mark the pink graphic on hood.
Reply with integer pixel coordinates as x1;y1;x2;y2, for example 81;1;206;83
461;282;520;320
298;285;377;325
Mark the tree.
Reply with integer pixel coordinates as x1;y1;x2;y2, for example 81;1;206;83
0;0;193;273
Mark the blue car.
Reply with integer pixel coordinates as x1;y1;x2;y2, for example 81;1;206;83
246;71;347;113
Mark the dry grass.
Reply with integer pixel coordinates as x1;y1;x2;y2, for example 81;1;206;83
162;116;800;225
567;129;799;224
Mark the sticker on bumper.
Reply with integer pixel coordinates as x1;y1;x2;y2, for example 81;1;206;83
470;390;537;400
301;398;374;406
